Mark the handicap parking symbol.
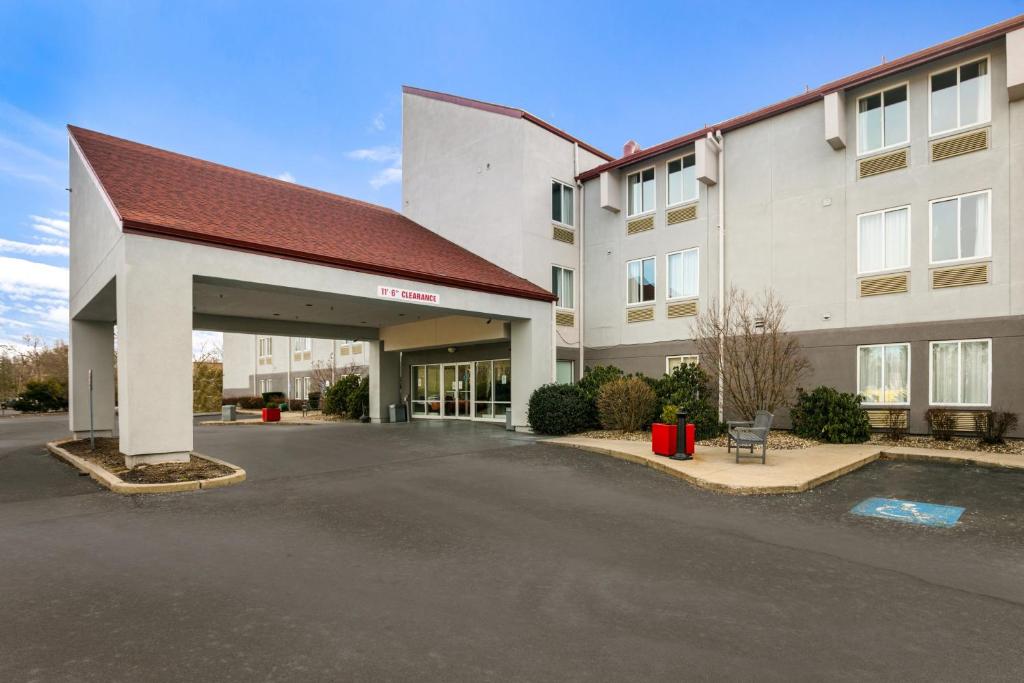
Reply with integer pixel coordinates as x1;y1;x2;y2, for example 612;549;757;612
850;497;965;527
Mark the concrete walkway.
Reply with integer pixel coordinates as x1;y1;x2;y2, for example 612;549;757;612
546;436;1024;494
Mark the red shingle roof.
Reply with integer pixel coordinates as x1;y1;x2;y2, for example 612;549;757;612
69;125;555;303
579;13;1024;181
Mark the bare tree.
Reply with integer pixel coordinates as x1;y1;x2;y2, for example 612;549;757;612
310;352;336;392
694;287;809;421
192;339;223;412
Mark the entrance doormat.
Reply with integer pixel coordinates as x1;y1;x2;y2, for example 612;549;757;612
850;497;965;527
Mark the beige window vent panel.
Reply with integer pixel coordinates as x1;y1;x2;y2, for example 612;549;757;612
666;300;698;318
555;310;575;327
626;306;655;323
932;410;988;432
666;204;697;225
931;127;989;162
626;215;655;235
931;262;989;289
866;409;908;429
258;357;271;366
552;225;575;244
859;272;909;297
858;148;908;178
351;343;363;354
338;346;351;356
292;351;311;361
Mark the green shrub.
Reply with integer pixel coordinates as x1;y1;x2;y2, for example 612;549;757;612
653;364;721;439
791;386;870;443
976;410;1019;444
261;391;286;407
597;377;659;432
346;376;370;419
527;383;591;435
925;408;956;441
322;375;360;416
10;379;67;412
228;395;264;410
578;365;624;426
307;391;321;410
661;403;679;426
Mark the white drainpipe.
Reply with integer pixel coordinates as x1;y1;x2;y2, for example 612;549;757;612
706;130;726;421
574;142;584;381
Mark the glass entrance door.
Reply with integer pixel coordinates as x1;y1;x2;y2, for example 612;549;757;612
456;363;472;418
443;365;457;417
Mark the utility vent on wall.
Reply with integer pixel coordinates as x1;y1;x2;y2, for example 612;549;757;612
942;411;988;432
555;310;575;327
866;409;908;429
932;262;989;289
552;225;575;244
626;306;654;323
859;272;909;297
667;300;698;318
931;127;989;162
858;148;908;178
351;343;363;354
667;204;697;225
339;346;351;356
626;215;655;235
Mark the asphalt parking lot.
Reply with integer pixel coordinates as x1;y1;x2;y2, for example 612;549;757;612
1;414;1023;681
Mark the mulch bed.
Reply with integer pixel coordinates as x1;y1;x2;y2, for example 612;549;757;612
870;433;1024;456
60;438;234;483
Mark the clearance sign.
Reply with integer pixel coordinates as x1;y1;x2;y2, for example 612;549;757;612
376;285;440;305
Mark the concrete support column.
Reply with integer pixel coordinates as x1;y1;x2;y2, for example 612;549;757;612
69;318;116;438
510;311;554;431
367;339;401;422
116;265;193;467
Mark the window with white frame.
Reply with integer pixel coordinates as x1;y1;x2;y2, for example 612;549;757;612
667;155;697;206
930;339;991;406
930;190;990;263
556;360;574;385
857;84;908;155
551;266;574;309
857;343;910;405
292;337;311;352
551;180;574;226
930;58;990;135
858;206;910;274
257;336;272;358
627;167;655;216
627;257;656;304
666;248;699;299
258;378;273;393
294;376;311;400
666;355;698;373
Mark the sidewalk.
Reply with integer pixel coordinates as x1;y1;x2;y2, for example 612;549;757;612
546;436;1023;495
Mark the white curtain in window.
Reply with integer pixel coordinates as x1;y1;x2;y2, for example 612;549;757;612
884;344;909;403
931;199;958;262
858;94;882;153
628;175;640;215
884;208;908;269
682;157;697;202
858;346;883;403
641;170;654;211
681;249;698;297
930;69;958;133
859;212;884;272
562;185;574;226
960;60;990;127
959;193;989;259
962;341;989;405
931;342;959;403
627;261;641;304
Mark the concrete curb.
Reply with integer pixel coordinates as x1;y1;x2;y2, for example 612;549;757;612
46;439;246;495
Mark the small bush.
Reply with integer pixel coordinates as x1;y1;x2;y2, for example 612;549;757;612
976;410;1018;444
791;386;870;443
925;408;956;441
261;391;286;407
660;403;679;426
578;365;624;426
527;383;591;435
307;391;321;410
346;376;370;419
653;364;721;440
597;377;659;432
322;375;360;416
884;408;908;441
288;399;305;411
10;379;67;412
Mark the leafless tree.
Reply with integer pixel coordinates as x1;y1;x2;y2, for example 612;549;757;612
310;352;336;391
694;287;810;421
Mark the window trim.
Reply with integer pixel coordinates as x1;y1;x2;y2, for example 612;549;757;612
928;338;992;407
665;247;700;301
855;342;912;406
551;178;575;227
856;204;912;275
556;359;575;385
551;264;575;311
928;55;991;138
665;154;698;208
927;189;992;265
626;165;657;218
625;256;657;306
666;355;699;374
855;81;911;157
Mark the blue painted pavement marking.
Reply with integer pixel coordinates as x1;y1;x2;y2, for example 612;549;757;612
850;497;965;528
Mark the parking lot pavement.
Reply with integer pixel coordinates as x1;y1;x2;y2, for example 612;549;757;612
1;415;1023;681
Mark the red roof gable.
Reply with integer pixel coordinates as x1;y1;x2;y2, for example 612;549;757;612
69;126;555;303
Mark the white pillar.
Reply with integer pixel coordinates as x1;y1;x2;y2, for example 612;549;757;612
367;339;401;422
69;318;116;438
116;264;193;467
510;311;554;431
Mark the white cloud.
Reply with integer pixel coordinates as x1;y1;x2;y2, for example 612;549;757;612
347;146;401;163
371;113;386;131
0;256;69;296
276;171;296;183
30;214;70;239
0;238;69;257
370;167;402;189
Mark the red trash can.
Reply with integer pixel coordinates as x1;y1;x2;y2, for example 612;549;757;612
651;423;678;456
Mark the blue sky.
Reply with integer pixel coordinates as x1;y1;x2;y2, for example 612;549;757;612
1;0;1020;353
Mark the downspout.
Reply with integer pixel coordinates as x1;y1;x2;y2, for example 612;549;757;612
286;336;292;400
706;130;725;422
253;335;258;395
574;142;584;381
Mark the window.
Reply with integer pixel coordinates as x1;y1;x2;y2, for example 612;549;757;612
930;339;991;406
666;248;699;300
292;337;311;352
551;180;574;226
556;360;575;385
627;257;656;304
257;336;272;358
857;84;908;155
666;355;698;373
930;190;990;263
930;58;990;135
857;343;910;405
858;206;910;274
294;376;311;400
258;378;273;393
551;266;574;309
667;155;697;206
627;167;655;216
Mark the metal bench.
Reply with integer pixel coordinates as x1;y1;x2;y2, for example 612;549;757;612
727;410;774;464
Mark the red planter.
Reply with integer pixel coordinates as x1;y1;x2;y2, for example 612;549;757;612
651;423;678;456
262;407;281;422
